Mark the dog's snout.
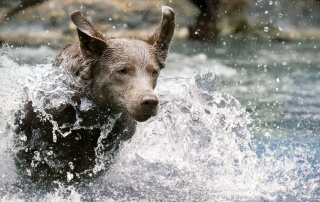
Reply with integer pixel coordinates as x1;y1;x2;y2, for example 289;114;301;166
141;94;158;108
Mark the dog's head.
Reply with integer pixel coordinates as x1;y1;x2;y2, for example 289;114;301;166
71;6;175;122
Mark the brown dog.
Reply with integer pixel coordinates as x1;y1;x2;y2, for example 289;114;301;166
15;6;175;181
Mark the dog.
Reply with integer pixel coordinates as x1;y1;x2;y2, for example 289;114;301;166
15;6;175;181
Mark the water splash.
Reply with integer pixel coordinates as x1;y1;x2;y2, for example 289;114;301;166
0;46;319;201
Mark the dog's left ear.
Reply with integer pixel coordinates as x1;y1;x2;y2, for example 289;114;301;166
147;6;175;68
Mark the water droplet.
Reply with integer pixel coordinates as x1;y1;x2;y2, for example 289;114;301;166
257;0;261;2
67;172;74;182
248;101;251;105
264;27;269;32
276;88;278;91
223;42;226;45
278;13;283;17
269;1;273;5
80;5;83;9
69;162;74;170
128;3;132;6
282;62;287;65
276;78;280;82
307;60;311;64
113;26;115;29
240;80;243;84
109;18;112;21
265;11;269;14
20;135;27;141
46;30;49;33
279;26;283;31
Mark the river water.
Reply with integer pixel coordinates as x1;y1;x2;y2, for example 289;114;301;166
0;37;320;201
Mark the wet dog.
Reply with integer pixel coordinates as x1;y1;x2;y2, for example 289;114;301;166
15;6;175;181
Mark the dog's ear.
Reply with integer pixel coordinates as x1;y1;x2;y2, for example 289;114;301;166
147;6;175;68
71;11;107;60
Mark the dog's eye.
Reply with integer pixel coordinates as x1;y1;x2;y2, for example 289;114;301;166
152;70;158;76
118;69;127;74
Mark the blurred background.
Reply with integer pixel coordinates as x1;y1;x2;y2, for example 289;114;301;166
1;0;320;47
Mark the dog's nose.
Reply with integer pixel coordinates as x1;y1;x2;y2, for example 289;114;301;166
141;94;158;108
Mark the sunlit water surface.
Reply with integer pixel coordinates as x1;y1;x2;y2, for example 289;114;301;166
1;38;320;201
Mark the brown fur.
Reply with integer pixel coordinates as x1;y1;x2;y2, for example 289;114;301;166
15;6;175;181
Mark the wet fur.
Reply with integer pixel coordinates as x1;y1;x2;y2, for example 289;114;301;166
15;7;175;181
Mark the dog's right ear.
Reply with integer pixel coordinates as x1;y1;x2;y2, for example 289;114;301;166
146;6;175;68
71;11;107;60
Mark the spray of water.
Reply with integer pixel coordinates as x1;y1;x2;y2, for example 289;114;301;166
0;45;318;201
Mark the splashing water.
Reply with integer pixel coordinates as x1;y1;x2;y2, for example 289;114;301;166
0;45;319;201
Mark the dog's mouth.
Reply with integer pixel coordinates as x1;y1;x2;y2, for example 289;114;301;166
119;98;159;122
129;107;158;122
132;112;157;122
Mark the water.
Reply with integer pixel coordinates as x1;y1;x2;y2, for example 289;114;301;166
1;38;320;201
